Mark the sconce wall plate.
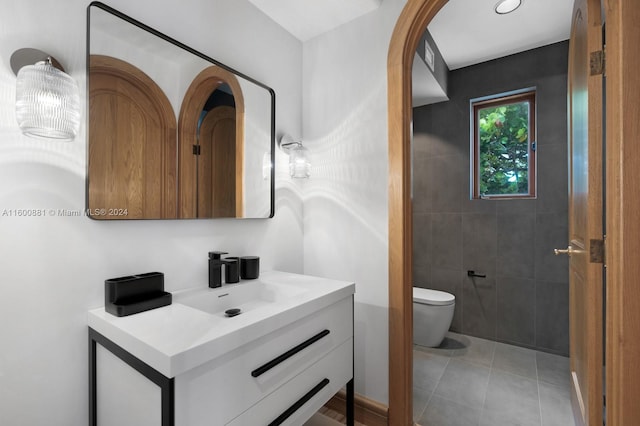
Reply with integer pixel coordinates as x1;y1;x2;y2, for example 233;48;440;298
10;48;66;74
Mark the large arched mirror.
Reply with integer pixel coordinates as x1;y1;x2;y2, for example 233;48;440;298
87;2;275;219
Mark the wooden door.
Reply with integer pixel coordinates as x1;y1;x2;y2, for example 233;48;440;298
197;106;237;218
565;0;604;424
604;0;640;423
89;55;177;219
178;66;245;219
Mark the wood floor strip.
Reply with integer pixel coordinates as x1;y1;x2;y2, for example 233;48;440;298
323;390;388;426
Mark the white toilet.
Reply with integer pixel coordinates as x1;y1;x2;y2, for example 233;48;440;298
413;287;455;347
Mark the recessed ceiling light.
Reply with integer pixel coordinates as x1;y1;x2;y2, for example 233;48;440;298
495;0;523;15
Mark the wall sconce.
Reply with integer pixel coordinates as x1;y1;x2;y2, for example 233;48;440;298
10;48;80;141
279;134;311;179
262;152;272;180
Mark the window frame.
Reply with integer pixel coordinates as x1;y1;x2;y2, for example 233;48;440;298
471;89;537;200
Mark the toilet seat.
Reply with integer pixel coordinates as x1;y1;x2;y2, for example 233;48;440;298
413;287;455;306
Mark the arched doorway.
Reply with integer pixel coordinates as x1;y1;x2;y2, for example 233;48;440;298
88;55;177;219
386;1;448;423
387;0;640;425
178;66;245;218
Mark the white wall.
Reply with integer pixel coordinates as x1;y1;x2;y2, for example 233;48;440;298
302;0;406;404
0;0;302;424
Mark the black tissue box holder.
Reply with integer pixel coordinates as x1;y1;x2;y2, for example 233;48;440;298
105;272;172;317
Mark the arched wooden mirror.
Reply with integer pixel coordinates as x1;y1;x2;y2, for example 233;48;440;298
178;67;245;218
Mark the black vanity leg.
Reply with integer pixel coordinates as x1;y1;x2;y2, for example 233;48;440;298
89;333;97;426
88;328;175;426
347;295;355;426
346;378;354;426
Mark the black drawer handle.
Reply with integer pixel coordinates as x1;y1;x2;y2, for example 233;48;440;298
267;378;330;426
251;329;330;378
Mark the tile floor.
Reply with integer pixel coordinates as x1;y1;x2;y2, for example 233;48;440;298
414;332;575;426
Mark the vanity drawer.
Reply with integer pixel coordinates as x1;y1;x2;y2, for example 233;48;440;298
174;296;353;425
226;338;353;426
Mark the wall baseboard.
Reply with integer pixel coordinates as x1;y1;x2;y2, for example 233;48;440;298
325;389;389;426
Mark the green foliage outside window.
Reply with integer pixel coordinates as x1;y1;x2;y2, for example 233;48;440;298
478;101;530;196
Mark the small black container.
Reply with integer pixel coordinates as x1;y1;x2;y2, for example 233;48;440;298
224;257;240;283
240;256;260;279
104;272;171;317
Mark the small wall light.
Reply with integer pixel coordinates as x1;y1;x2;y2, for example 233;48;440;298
262;151;272;180
10;48;80;141
494;0;523;14
279;134;311;179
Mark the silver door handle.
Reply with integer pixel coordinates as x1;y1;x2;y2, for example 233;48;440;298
554;246;575;256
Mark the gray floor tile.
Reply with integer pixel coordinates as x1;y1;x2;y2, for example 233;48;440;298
539;381;575;426
419;395;481;426
414;349;450;393
479;407;541;426
492;342;538;379
536;351;571;390
413;334;573;426
415;341;454;358
433;359;491;409
413;385;432;422
446;332;496;367
482;370;541;425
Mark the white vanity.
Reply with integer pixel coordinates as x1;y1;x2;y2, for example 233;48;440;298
88;271;355;426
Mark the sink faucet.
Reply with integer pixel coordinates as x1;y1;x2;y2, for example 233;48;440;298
209;251;240;288
209;251;227;288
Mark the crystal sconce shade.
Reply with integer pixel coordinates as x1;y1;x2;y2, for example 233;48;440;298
287;143;311;179
279;135;310;179
11;48;80;141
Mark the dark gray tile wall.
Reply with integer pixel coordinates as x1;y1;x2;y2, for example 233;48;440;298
412;41;570;355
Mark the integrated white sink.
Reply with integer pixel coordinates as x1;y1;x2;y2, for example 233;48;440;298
88;270;355;377
175;281;310;317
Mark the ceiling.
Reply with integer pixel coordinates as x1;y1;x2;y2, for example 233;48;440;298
249;0;573;70
248;0;574;106
428;0;574;70
247;0;382;42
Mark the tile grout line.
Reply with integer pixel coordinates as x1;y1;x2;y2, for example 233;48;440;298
536;351;544;426
478;340;497;425
412;346;451;423
414;388;431;422
422;355;451;416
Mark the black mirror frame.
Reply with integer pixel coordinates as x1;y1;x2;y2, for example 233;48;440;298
86;1;275;219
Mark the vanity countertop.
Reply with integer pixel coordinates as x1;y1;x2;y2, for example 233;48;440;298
88;270;355;377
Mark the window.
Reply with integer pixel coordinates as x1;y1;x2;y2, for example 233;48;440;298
471;89;536;199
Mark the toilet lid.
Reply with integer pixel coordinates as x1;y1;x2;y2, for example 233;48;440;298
413;287;455;306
